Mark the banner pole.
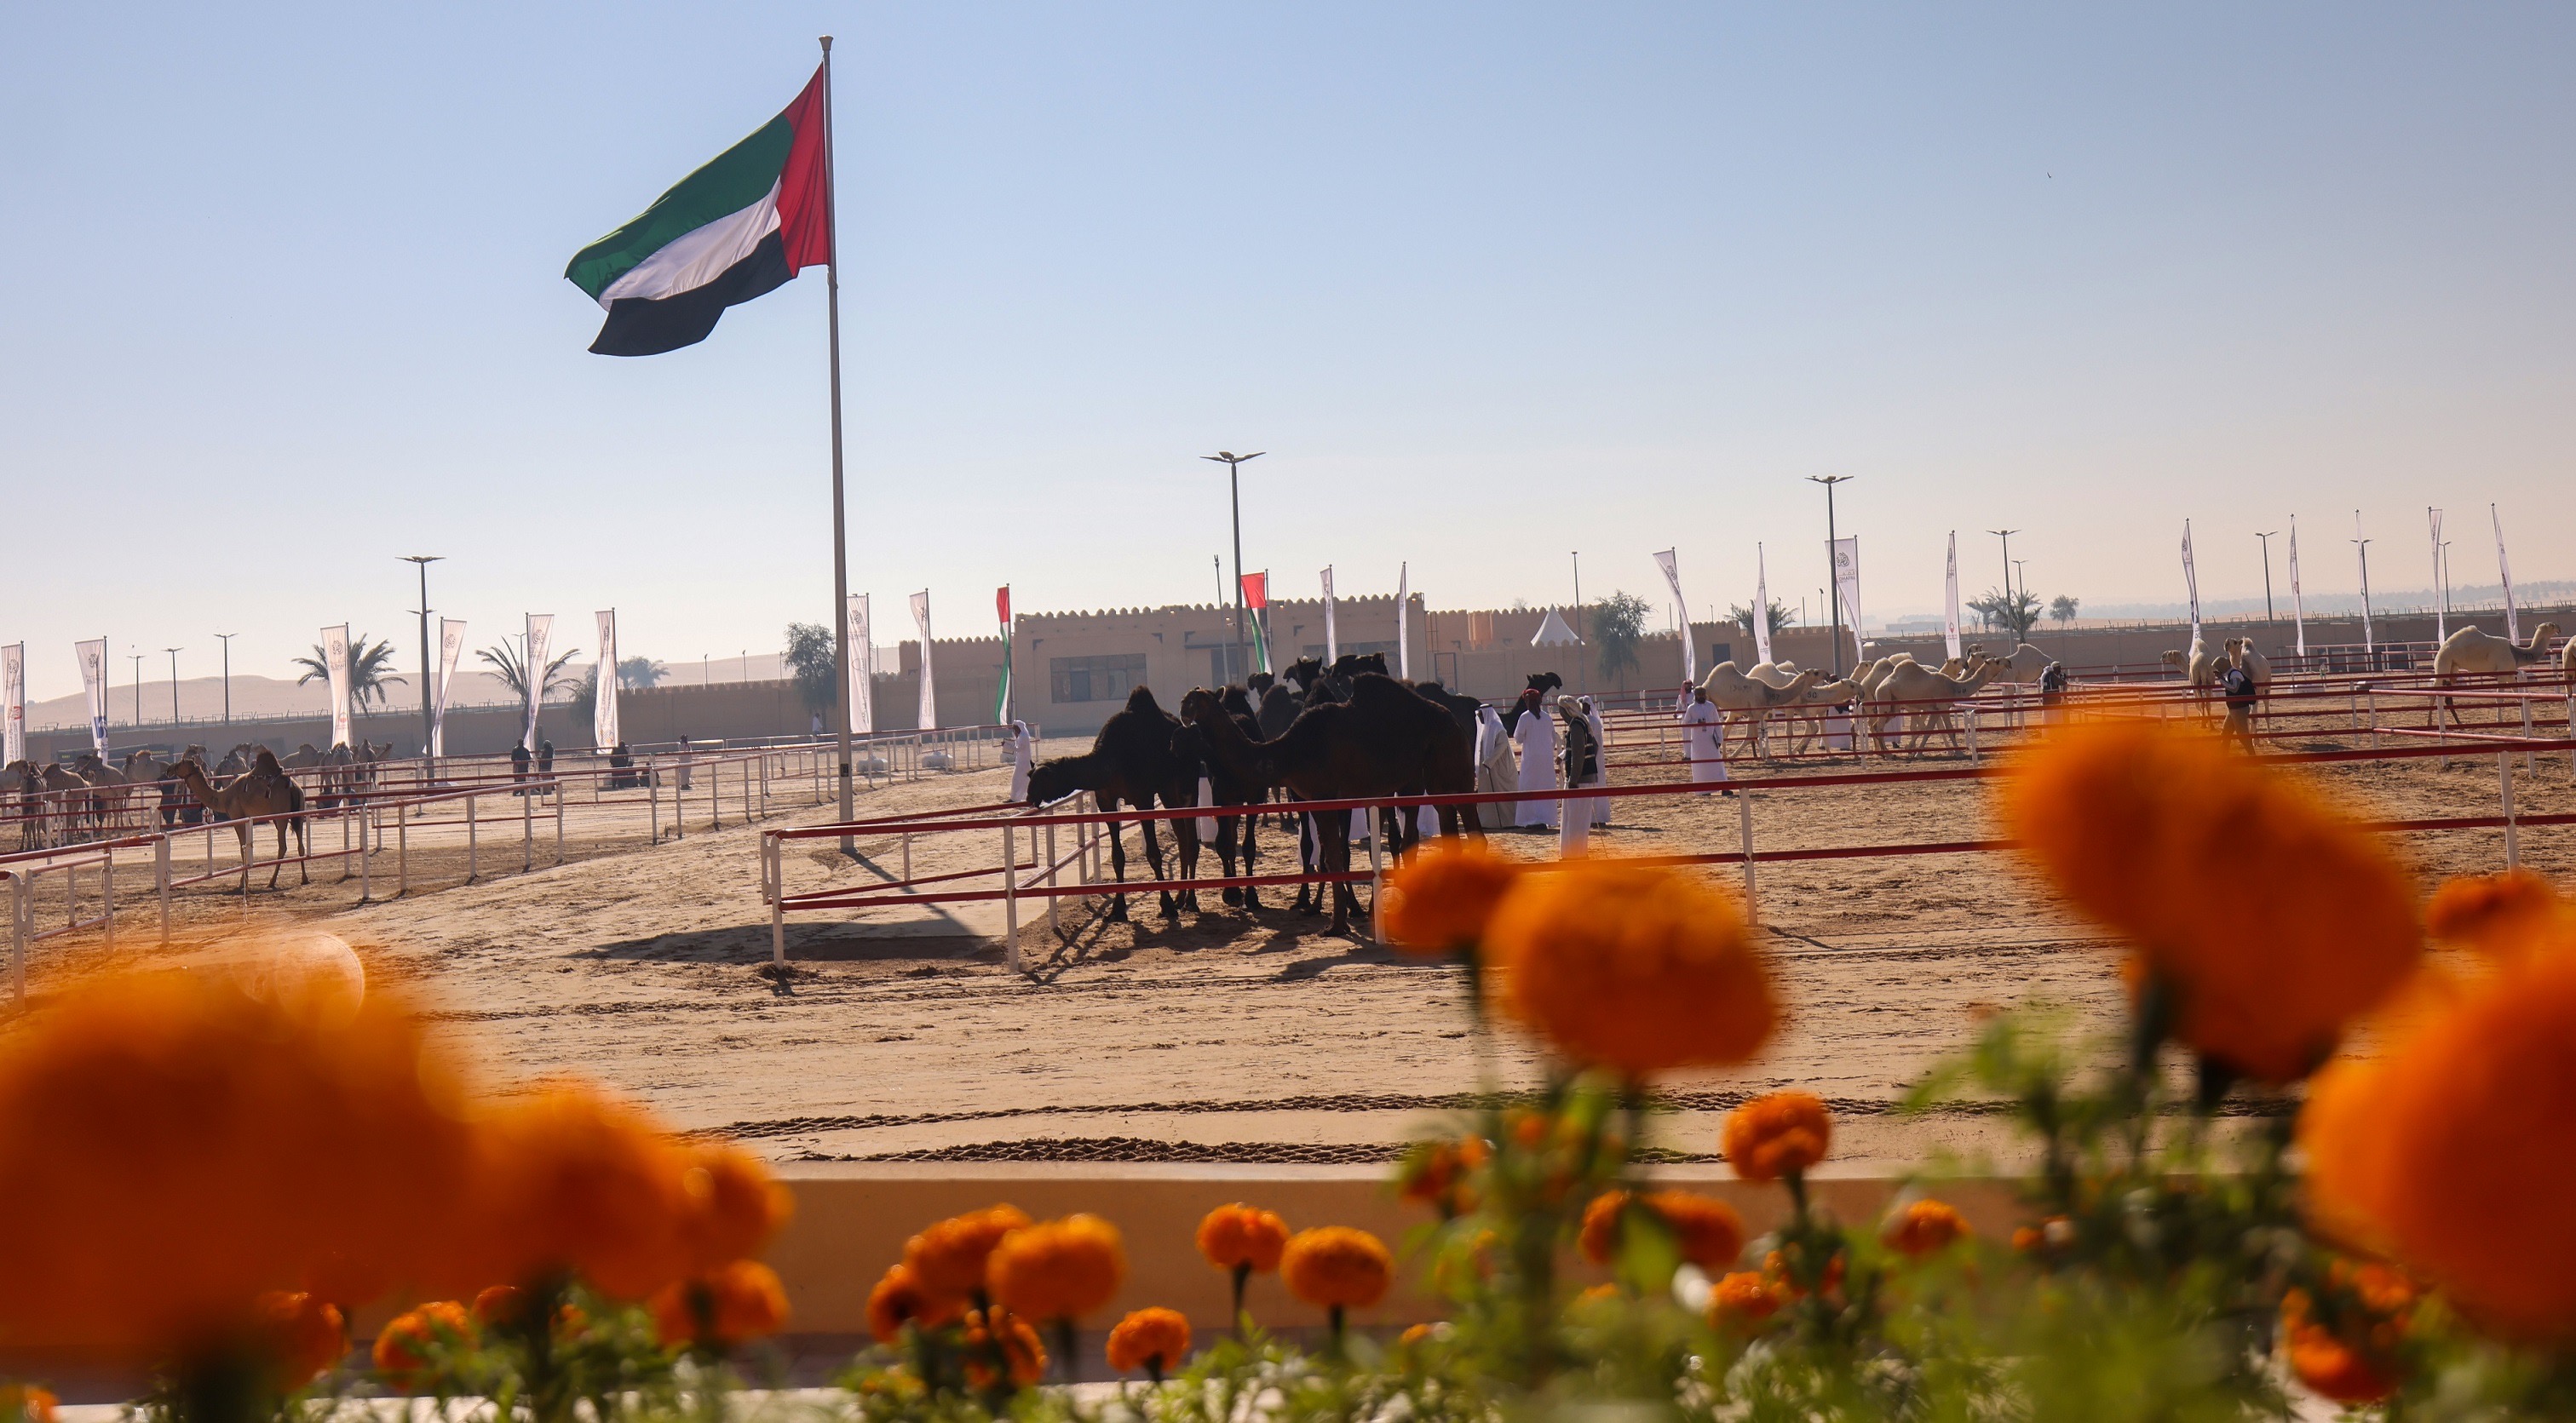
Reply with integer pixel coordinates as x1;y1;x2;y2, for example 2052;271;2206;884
821;35;858;856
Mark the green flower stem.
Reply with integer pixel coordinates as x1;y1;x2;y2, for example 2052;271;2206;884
1231;1261;1252;1336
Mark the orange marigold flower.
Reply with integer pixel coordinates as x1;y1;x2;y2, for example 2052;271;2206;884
0;1386;58;1423
2425;869;2570;955
675;1143;793;1274
251;1290;345;1392
962;1309;1047;1390
1481;858;1776;1077
468;1085;694;1301
1762;1245;1846;1300
2285;1323;2396;1405
1884;1199;1972;1259
1383;841;1525;955
0;967;480;1357
1722;1092;1831;1183
987;1214;1127;1322
1576;1190;1746;1273
865;1262;963;1344
1709;1271;1783;1327
371;1301;470;1390
2298;948;2576;1340
1281;1227;1394;1311
1397;1139;1488;1214
651;1259;790;1349
1194;1203;1290;1272
1103;1306;1192;1376
1397;1323;1437;1349
904;1204;1032;1303
2000;720;2422;1082
470;1285;529;1329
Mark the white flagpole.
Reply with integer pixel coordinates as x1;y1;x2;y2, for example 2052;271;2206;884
2353;511;2374;662
2182;521;2201;644
1752;544;1773;667
2428;508;2446;646
1320;566;1338;663
1942;532;1961;661
2288;518;2306;657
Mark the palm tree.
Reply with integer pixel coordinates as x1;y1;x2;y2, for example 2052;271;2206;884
2049;594;2080;628
477;640;582;707
292;636;405;710
1727;600;1797;639
616;656;668;690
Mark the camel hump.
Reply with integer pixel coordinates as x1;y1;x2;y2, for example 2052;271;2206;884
1124;686;1164;716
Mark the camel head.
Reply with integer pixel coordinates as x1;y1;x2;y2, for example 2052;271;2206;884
1024;756;1084;807
1527;671;1563;694
1245;672;1274;697
1281;657;1324;694
2159;650;2185;669
1786;668;1828;691
1176;686;1227;726
2530;622;2564;650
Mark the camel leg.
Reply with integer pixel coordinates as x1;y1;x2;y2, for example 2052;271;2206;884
1170;807;1201;917
1136;813;1175;921
1325;822;1358;935
1101;797;1131;922
1216;812;1241;907
1240;807;1261;909
1294;807;1320;915
269;819;286;890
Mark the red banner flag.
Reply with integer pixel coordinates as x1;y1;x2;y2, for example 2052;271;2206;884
1239;571;1268;611
996;585;1011;626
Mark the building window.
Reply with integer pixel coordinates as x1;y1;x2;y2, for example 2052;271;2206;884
1050;653;1147;703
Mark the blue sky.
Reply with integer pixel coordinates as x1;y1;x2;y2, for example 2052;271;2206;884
5;3;2571;699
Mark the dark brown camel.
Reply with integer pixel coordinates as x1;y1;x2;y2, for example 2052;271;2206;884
166;758;310;888
1024;686;1202;921
1501;672;1563;734
1170;689;1268;911
1178;673;1475;935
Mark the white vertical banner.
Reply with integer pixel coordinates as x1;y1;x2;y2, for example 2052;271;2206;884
1942;532;1962;661
1831;536;1862;665
1320;566;1338;663
2493;504;2519;644
2288;519;2307;657
433;618;466;757
846;594;875;735
911;590;937;730
2180;523;2201;643
1752;544;1773;666
1394;563;1412;679
321;623;352;751
522;614;553;752
2;643;23;766
2355;513;2374;657
1653;548;1693;684
75;638;107;753
2428;508;2446;645
594;610;621;750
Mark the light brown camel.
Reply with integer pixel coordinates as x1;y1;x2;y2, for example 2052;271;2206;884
1980;643;2050;685
3;761;46;850
1777;677;1862;756
1696;663;1829;756
2432;622;2564;727
166;759;310;888
1866;659;2007;756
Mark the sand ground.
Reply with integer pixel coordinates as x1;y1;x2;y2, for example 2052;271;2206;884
18;713;2571;1173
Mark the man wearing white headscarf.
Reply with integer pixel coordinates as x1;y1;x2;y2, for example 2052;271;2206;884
1474;704;1515;830
1008;720;1036;802
1678;686;1728;791
1582;696;1611;826
1510;688;1559;829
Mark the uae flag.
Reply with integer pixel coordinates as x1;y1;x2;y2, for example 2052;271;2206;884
566;65;831;356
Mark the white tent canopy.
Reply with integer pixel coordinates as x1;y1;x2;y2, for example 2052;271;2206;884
1531;607;1583;647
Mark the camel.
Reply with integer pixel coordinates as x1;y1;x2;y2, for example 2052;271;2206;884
1979;644;2050;685
1502;673;1564;734
3;761;45;850
122;748;184;828
1854;655;1916;701
1747;661;1803;689
1865;660;2008;756
2432;623;2564;728
1024;686;1202;922
166;759;310;888
1170;691;1270;911
1178;674;1473;937
1776;678;1861;756
2222;638;2273;694
70;754;136;835
1695;663;1828;756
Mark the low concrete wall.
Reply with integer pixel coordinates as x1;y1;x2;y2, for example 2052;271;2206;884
764;1163;2023;1334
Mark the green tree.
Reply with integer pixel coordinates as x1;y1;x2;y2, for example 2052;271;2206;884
783;622;837;714
616;656;667;690
291;636;405;711
1727;600;1796;638
1968;587;2043;641
2049;594;2080;627
475;640;581;706
1590;592;1652;687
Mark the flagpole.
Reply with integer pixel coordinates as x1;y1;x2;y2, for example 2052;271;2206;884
819;36;857;853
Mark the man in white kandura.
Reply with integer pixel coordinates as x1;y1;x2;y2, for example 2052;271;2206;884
1678;686;1728;792
1474;704;1515;830
1008;720;1035;802
1509;688;1560;829
1582;695;1611;826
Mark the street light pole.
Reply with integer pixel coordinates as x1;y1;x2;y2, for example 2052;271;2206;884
1986;530;2020;642
164;648;183;726
402;556;442;760
1808;475;1854;676
1201;451;1265;683
129;653;144;729
2254;531;2278;623
1571;551;1586;692
215;634;234;726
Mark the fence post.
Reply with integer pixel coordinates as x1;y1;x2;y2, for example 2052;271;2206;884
359;812;371;903
768;836;786;967
468;792;479;881
555;784;565;864
1002;823;1020;972
2523;696;2537;776
1737;791;1758;926
759;754;769;818
10;873;26;1008
2366;688;2378;761
1044;822;1060;936
1368;806;1387;943
398;800;408;897
902;831;912;886
710;760;720;831
521;779;532;872
2502;752;2520;870
1966;707;1981;766
648;757;660;844
156;835;171;944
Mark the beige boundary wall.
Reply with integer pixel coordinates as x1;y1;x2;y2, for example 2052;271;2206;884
763;1163;2027;1336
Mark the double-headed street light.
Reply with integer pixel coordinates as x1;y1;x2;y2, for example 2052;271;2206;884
1202;450;1265;682
1807;475;1853;675
402;556;443;760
